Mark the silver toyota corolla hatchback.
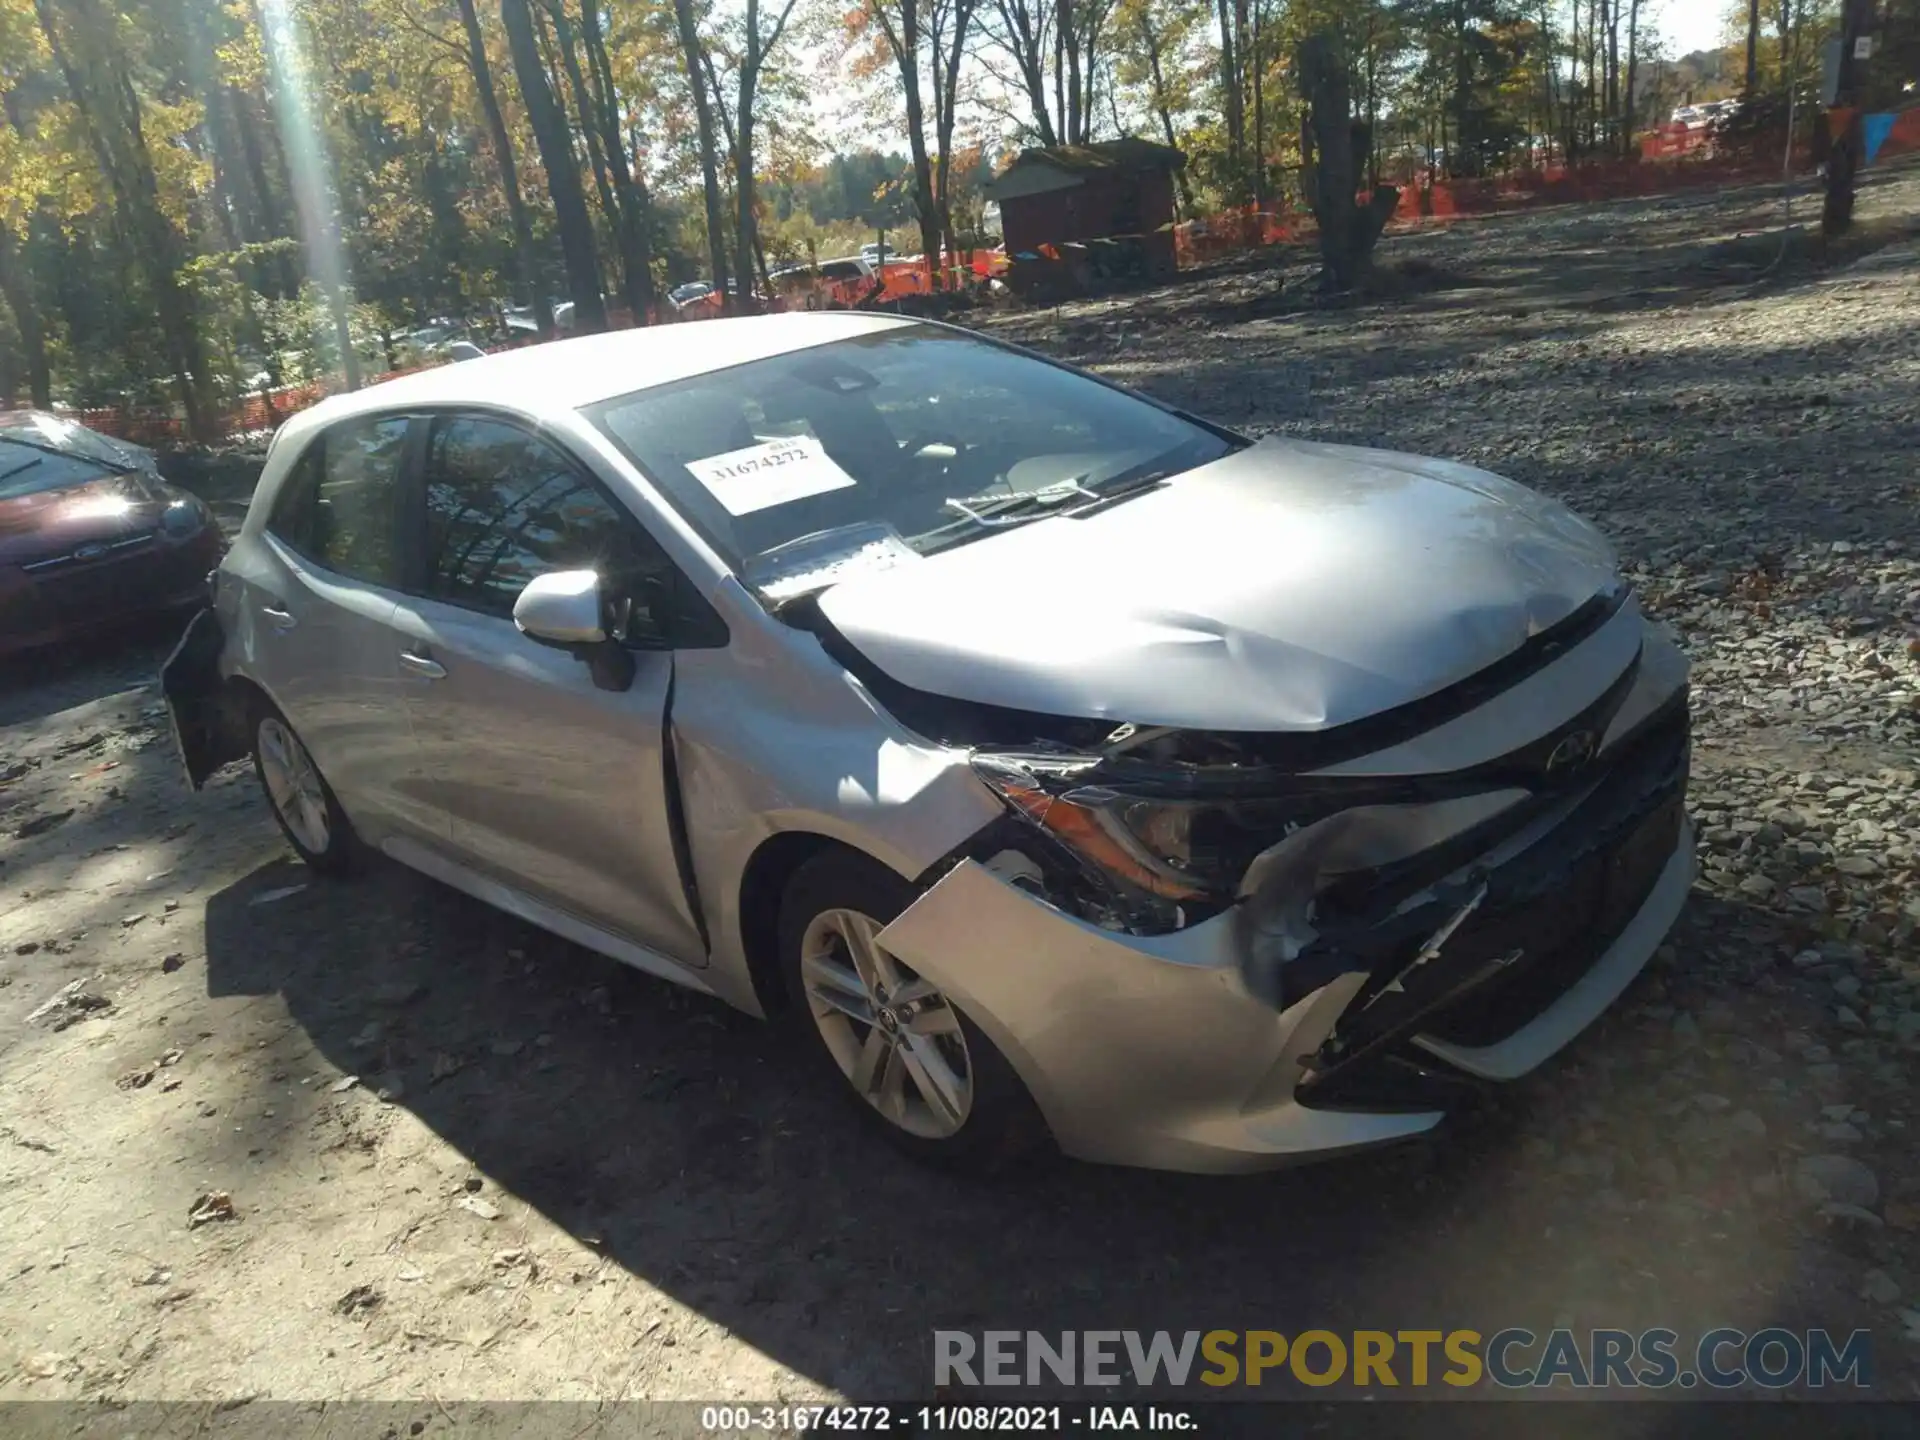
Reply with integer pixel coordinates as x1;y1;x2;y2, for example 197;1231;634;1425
163;314;1694;1174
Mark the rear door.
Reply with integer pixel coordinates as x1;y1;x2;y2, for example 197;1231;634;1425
241;414;432;842
387;412;709;965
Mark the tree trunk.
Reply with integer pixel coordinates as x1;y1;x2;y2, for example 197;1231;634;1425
1624;0;1640;151
1011;4;1058;145
35;0;214;436
1060;0;1080;145
1745;0;1761;96
1824;0;1874;235
501;0;606;331
1139;17;1194;216
735;61;759;314
1215;0;1244;188
581;1;655;320
671;0;732;307
898;0;945;284
871;0;942;287
1250;0;1265;214
1565;0;1581;159
454;0;552;334
0;230;52;408
1598;0;1614;153
233;89;299;299
1586;0;1600;152
933;0;976;282
1297;33;1396;292
551;6;638;320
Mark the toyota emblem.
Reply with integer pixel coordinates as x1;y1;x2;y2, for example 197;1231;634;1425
1544;729;1598;776
71;543;108;562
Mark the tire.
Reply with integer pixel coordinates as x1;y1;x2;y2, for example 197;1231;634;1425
778;849;1048;1173
249;699;361;878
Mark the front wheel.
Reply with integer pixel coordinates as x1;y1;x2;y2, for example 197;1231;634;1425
251;701;360;877
778;850;1048;1173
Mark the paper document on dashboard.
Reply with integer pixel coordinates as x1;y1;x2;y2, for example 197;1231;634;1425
686;435;858;516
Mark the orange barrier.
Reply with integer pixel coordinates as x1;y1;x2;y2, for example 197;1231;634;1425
69;130;1876;448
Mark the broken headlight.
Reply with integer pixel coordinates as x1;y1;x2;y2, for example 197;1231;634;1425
971;754;1336;908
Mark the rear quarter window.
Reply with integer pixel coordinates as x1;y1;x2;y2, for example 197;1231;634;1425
265;415;411;586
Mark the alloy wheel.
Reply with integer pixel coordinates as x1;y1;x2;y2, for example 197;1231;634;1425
257;716;331;855
799;907;974;1139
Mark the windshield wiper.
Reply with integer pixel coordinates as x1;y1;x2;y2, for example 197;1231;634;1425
942;479;1099;527
0;455;45;484
909;482;1093;552
1058;468;1175;517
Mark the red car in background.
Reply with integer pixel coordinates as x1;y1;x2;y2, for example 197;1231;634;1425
0;411;224;660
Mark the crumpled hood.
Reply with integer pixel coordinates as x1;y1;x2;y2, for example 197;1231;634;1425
815;437;1621;732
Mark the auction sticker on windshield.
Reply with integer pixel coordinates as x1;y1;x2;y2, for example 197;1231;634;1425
685;435;858;516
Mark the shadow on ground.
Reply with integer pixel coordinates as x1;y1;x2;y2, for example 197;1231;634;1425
197;845;1837;1401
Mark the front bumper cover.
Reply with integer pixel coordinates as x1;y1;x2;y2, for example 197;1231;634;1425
874;633;1695;1174
878;817;1693;1173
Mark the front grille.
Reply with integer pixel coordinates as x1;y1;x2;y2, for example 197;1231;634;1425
12;538;203;630
1418;791;1682;1046
20;531;156;573
1293;695;1689;1107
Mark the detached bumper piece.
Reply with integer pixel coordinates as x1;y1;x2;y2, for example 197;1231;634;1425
161;607;246;789
1295;697;1690;1114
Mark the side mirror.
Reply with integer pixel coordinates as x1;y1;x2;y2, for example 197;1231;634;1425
512;570;638;693
513;570;606;645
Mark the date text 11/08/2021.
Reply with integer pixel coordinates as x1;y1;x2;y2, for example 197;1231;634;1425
698;1405;1195;1433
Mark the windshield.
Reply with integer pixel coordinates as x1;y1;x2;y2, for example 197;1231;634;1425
0;437;122;501
585;325;1236;574
0;414;141;472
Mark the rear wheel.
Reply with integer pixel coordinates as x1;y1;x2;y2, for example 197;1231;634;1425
251;701;359;877
779;850;1047;1172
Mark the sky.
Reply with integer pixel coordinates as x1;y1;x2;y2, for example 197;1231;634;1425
1655;0;1733;59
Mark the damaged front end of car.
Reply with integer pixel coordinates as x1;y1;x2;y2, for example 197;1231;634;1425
873;601;1693;1126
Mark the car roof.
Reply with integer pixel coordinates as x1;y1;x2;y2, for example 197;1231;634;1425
294;313;915;434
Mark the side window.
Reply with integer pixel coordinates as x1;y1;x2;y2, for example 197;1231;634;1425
266;416;409;586
421;416;671;626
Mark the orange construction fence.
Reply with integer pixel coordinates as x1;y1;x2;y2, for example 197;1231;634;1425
69;123;1902;449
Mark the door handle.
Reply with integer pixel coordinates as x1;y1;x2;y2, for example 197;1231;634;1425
399;649;447;680
261;604;296;629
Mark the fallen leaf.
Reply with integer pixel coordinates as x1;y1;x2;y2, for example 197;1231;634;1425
335;1283;382;1315
456;1194;501;1221
187;1191;237;1228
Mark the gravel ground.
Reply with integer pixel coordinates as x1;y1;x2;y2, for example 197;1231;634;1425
2;166;1918;1416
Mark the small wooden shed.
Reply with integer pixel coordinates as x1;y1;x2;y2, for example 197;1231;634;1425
984;138;1184;297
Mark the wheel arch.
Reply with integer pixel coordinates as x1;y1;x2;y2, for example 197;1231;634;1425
737;830;908;1018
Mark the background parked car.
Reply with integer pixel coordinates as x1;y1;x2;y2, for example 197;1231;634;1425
0;411;223;659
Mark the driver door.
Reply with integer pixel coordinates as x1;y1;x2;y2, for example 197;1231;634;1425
388;412;708;967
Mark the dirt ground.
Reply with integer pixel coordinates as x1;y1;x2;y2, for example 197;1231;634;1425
4;167;1920;1416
